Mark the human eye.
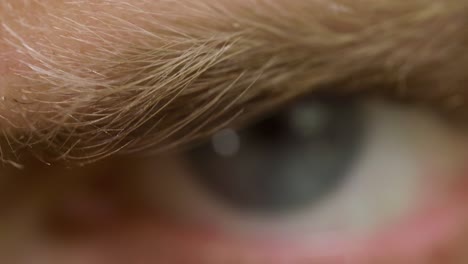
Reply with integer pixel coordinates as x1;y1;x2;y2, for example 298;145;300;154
121;96;468;262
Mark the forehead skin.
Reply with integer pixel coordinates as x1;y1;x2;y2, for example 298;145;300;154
1;0;468;164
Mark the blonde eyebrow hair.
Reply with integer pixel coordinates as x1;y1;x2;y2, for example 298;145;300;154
1;0;468;165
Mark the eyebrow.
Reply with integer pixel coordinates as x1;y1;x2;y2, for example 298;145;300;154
1;0;468;165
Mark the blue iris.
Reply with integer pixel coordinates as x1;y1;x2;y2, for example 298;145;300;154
189;98;364;215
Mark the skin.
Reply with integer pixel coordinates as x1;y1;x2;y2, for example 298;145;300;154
2;0;468;263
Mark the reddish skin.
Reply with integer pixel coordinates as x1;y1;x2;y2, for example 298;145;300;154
19;165;468;264
86;184;468;263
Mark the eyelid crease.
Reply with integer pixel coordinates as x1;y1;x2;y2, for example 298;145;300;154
0;0;468;166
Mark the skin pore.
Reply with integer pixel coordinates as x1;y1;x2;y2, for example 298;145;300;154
2;0;468;263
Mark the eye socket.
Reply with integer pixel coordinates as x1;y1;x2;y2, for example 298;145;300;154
188;98;364;214
38;97;468;262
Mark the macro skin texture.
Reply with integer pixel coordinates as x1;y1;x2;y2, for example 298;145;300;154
2;1;468;263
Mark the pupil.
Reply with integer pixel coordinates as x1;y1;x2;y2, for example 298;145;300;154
188;98;364;214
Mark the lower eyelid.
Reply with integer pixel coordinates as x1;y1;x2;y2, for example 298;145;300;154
143;184;468;262
74;183;467;264
35;157;468;263
106;167;465;263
